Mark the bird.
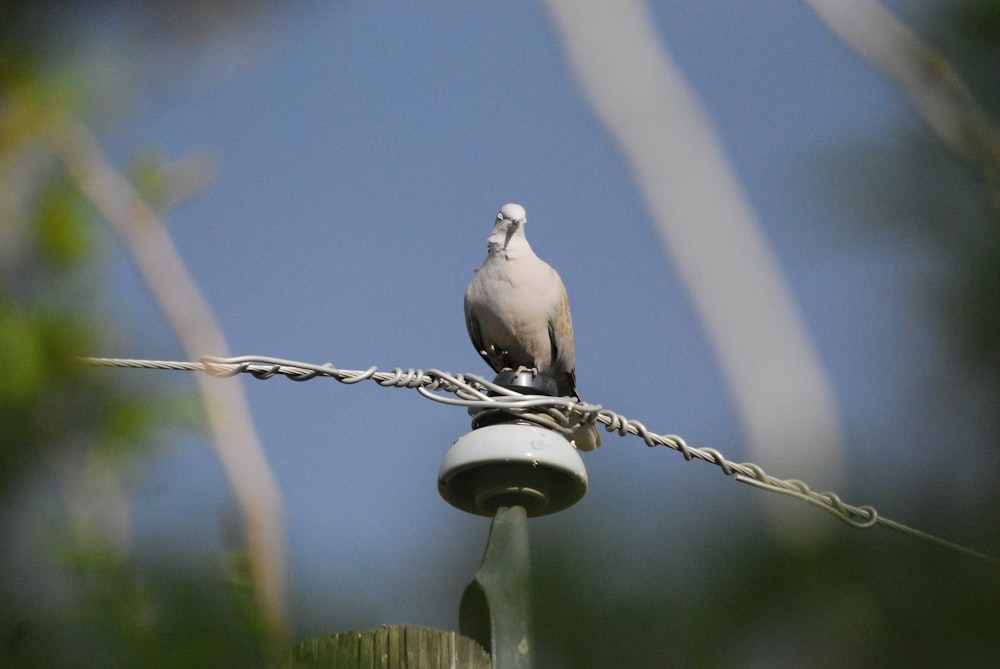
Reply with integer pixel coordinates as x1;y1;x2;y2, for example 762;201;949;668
464;203;600;450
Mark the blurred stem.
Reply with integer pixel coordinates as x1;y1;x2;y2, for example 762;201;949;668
50;116;288;644
805;0;1000;209
545;0;846;536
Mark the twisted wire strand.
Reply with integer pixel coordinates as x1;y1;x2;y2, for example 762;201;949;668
82;355;1000;567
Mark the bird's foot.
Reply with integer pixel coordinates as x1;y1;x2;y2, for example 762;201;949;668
504;365;538;377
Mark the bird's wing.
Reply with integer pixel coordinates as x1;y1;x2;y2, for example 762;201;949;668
547;278;579;398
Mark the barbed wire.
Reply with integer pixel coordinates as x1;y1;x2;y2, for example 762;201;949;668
83;354;1000;567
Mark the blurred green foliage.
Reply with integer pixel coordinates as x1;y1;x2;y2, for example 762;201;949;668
941;5;1000;386
950;0;1000;85
0;2;278;667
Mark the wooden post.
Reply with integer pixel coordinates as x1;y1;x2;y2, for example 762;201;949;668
280;624;491;668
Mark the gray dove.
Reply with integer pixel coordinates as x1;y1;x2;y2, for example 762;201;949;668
464;203;601;450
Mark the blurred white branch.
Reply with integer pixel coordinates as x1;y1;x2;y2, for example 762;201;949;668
806;0;1000;195
545;0;846;531
52;117;288;637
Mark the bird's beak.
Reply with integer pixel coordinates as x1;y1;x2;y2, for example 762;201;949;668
502;220;519;249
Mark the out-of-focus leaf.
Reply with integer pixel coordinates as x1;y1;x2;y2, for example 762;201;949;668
0;304;46;407
35;182;91;267
952;0;1000;42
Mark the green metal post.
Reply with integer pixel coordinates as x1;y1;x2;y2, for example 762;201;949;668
459;505;533;669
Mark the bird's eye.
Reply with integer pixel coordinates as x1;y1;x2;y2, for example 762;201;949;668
496;213;504;222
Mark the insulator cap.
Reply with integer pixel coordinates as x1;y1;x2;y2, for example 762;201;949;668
438;423;588;517
490;369;558;396
468;371;559;424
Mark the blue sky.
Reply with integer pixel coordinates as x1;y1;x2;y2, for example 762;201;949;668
97;1;987;634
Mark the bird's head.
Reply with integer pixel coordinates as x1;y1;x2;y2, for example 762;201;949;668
491;202;527;250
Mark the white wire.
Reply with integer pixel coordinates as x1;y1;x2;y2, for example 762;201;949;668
82;354;1000;567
